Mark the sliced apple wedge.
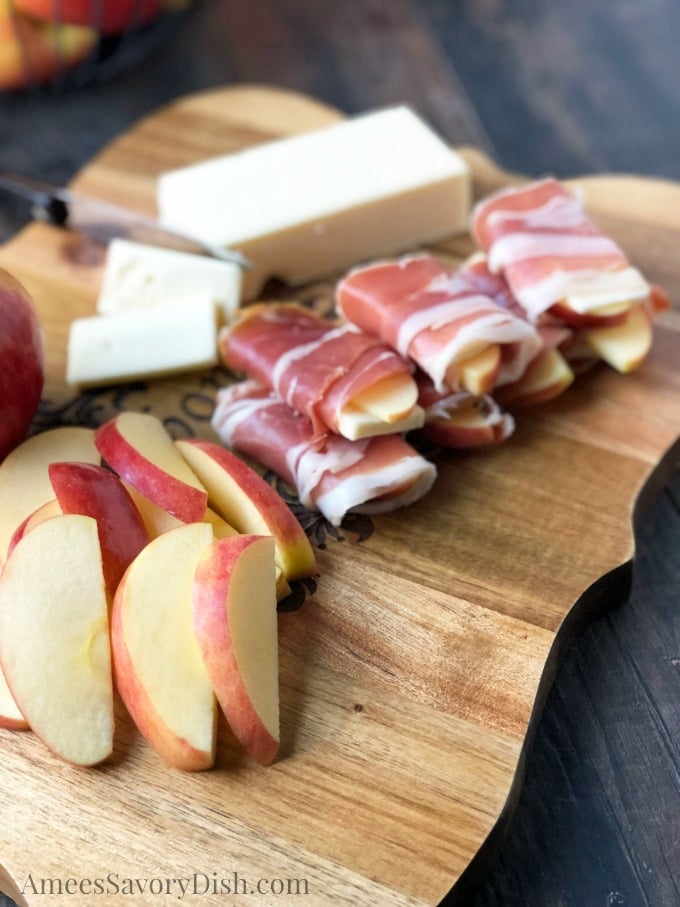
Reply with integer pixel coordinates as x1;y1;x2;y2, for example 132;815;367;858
0;514;113;765
121;482;185;540
496;349;575;408
111;522;217;771
176;439;316;582
422;396;512;448
350;372;419;424
193;535;280;766
585;304;652;373
0;427;99;565
6;498;62;558
95;413;208;523
202;506;238;539
457;343;502;396
550;299;631;328
49;462;149;600
0;664;28;731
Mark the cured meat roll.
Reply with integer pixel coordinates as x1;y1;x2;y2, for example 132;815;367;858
471;178;668;373
218;302;424;441
336;254;541;397
211;380;437;527
460;253;575;405
415;371;515;448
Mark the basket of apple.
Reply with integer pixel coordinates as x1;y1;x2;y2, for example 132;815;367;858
0;0;190;92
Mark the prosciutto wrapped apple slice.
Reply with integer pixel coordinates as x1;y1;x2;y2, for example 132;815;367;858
471;177;668;372
218;303;424;441
336;254;541;397
460;253;575;406
211;380;436;527
415;371;515;449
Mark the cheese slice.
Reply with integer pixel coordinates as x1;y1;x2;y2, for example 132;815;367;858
97;239;242;323
66;299;219;389
157;106;471;299
337;403;425;442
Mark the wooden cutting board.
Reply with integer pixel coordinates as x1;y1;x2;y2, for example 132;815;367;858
0;86;678;907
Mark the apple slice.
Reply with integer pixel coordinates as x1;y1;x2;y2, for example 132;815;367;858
176;439;316;582
193;535;279;766
111;522;217;771
0;427;99;565
121;482;185;540
496;349;575;408
549;299;631;329
6;498;62;558
0;514;113;765
422;396;511;448
95;412;208;523
585;304;652;373
459;343;502;396
350;372;419;424
49;462;149;599
202;506;238;538
0;664;28;731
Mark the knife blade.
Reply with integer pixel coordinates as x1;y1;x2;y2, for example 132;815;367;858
0;171;252;269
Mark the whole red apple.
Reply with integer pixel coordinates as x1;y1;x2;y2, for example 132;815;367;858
0;269;44;462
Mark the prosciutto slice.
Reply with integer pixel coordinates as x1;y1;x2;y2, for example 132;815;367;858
471;178;652;322
218;303;420;440
336;254;541;393
211;380;437;527
459;252;576;403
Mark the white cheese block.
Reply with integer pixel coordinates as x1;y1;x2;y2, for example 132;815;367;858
97;239;242;323
157;106;471;299
66;299;219;389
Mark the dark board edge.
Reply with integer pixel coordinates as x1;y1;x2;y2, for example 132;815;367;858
442;436;680;906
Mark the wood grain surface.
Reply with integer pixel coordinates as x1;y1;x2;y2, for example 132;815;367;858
0;86;678;907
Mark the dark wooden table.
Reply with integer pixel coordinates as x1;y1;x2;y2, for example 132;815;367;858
1;2;679;905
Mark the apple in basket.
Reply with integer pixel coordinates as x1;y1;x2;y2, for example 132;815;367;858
0;269;44;463
12;0;165;36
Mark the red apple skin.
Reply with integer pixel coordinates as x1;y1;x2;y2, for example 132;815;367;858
420;420;500;449
12;0;164;36
548;301;630;329
6;499;62;559
0;270;44;462
177;438;316;581
0;711;29;731
48;462;149;599
94;416;208;524
193;535;279;767
110;578;216;772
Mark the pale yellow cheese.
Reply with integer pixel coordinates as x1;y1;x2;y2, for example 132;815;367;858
66;299;219;389
97;239;242;323
157;106;471;299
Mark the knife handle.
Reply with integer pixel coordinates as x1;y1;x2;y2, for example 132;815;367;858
0;171;69;226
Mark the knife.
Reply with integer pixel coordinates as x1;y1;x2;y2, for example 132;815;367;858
0;171;252;269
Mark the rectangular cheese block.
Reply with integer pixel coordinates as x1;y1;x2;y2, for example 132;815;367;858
97;239;242;323
157;106;471;299
66;299;218;389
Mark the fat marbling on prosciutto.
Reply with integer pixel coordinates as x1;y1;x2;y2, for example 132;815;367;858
470;177;652;325
211;380;437;527
218;302;424;441
336;254;541;396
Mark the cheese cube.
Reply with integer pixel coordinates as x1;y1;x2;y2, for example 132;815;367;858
157;106;471;299
97;239;242;323
66;299;218;389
